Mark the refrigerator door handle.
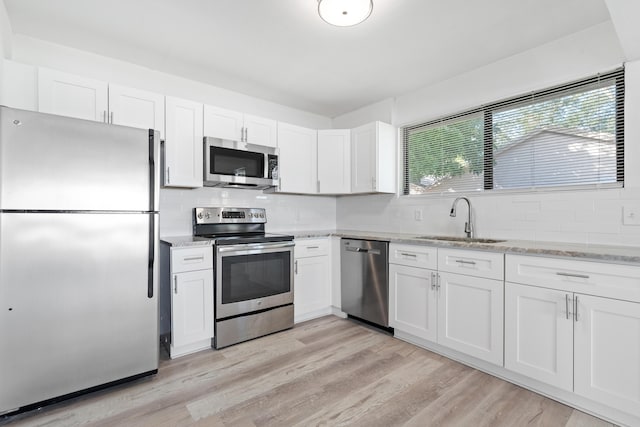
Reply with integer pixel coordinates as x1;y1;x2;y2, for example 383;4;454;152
148;213;155;299
148;130;155;212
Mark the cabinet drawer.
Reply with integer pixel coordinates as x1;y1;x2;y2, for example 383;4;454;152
438;248;504;280
389;244;437;269
506;254;640;303
295;238;329;258
171;246;213;273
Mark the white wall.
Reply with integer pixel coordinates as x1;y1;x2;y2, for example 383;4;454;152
336;22;640;246
331;97;395;129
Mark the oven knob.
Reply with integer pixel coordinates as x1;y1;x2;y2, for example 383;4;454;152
205;212;211;219
197;212;203;219
260;213;265;218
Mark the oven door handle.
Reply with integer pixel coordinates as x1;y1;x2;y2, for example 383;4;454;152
217;241;295;254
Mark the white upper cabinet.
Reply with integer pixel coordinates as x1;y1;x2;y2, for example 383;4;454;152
203;104;244;141
108;84;165;139
203;105;277;148
244;114;277;148
38;68;164;138
277;122;318;194
317;129;351;194
38;68;108;122
164;96;204;188
351;121;396;194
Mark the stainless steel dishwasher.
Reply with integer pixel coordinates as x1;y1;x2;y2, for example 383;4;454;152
341;238;390;329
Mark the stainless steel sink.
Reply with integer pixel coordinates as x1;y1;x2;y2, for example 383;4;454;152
414;235;506;244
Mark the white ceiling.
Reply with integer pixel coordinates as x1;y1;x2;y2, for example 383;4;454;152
3;0;612;118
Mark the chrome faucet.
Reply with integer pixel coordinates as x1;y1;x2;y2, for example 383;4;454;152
450;197;473;239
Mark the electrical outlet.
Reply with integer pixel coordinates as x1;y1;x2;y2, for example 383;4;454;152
623;205;640;225
414;209;423;221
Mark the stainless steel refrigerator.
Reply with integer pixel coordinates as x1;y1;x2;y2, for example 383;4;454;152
0;106;159;415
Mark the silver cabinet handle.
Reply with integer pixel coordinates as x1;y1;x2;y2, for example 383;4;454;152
294;260;298;274
317;180;320;193
565;294;571;320
345;247;381;255
556;272;590;279
102;110;107;123
166;167;171;184
244;127;248;142
371;177;376;190
455;259;476;265
401;253;417;258
306;246;320;250
110;111;114;124
183;256;204;262
437;273;441;290
430;272;436;290
174;276;178;294
574;295;579;322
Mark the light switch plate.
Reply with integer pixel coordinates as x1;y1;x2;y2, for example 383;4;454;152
623;205;640;225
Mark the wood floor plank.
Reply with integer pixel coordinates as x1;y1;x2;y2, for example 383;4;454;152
1;316;616;427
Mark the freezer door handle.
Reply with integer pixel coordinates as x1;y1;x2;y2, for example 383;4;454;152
148;130;155;212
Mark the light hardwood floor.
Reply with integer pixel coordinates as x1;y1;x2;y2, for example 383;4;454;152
2;316;616;427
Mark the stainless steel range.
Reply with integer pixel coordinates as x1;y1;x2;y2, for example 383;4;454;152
193;207;294;349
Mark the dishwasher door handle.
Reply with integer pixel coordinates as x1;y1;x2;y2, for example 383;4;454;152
345;247;381;255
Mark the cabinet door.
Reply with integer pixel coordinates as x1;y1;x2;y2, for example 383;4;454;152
504;283;573;391
171;270;214;348
108;84;165;139
294;255;330;320
351;122;376;193
574;295;640;417
437;272;504;365
203;104;243;141
277;122;318;193
38;68;108;122
317;129;350;194
389;264;437;342
164;96;203;188
244;114;277;147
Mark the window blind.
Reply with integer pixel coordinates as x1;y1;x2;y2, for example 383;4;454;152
403;67;625;195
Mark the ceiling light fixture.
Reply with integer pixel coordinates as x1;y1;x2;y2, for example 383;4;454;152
318;0;373;27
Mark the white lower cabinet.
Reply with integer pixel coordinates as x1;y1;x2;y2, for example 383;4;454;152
294;238;331;322
505;282;573;391
172;269;214;350
389;245;503;366
163;245;214;358
574;294;640;417
437;272;504;365
389;264;437;341
505;254;640;421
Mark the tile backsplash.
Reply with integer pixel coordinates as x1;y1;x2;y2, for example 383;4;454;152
159;187;337;237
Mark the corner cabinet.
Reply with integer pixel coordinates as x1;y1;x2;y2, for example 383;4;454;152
160;244;214;358
317;129;351;194
164;97;203;188
277;123;318;194
351;121;397;194
294;238;331;323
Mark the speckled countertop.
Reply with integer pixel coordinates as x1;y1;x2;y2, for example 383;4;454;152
162;230;640;264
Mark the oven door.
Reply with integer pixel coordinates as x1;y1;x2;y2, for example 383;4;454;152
216;241;294;319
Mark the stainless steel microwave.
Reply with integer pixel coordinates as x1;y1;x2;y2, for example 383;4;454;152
203;137;278;190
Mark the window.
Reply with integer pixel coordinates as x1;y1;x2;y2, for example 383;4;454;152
403;68;624;195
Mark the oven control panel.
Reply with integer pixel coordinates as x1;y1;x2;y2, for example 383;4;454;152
194;207;266;224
